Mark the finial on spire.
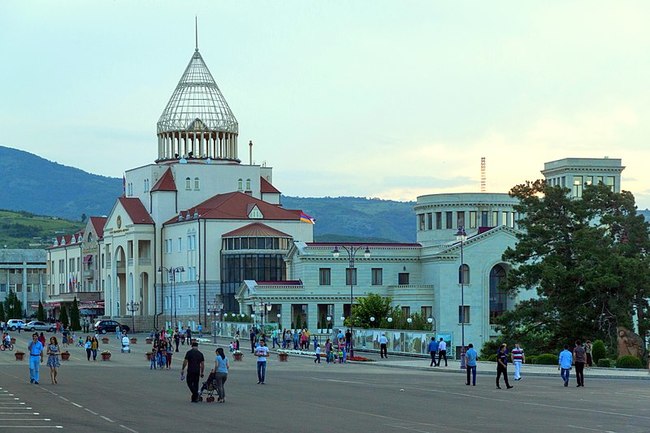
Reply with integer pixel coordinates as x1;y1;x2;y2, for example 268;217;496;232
195;16;199;51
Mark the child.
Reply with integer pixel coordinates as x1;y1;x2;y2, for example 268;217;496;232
150;347;157;370
228;341;235;353
314;344;321;364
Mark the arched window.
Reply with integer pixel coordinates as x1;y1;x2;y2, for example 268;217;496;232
194;177;200;190
185;177;191;190
246;178;251;191
489;264;508;323
237;179;243;191
458;264;470;284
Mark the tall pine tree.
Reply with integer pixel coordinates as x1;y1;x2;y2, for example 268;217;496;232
69;298;81;331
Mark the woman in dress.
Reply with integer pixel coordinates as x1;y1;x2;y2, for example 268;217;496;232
213;347;229;403
46;336;61;384
91;336;99;361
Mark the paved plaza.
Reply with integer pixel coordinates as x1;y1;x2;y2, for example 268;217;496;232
1;332;649;433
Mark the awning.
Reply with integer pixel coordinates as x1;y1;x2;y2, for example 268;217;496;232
83;255;93;264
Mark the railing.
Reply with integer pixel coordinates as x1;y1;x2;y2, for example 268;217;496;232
83;269;94;279
138;258;151;266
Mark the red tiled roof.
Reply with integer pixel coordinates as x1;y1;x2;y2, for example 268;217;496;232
164;191;303;225
119;197;154;224
222;222;291;238
260;177;280;194
151;168;177;192
89;216;107;239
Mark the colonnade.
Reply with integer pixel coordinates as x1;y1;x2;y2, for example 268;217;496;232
157;130;238;161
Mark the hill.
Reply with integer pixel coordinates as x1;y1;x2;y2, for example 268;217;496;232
0;146;416;243
0;209;84;248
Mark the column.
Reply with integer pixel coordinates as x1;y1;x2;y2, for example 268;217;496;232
22;263;28;314
307;303;318;332
333;303;344;331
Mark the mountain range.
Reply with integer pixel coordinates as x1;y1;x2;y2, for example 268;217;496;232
0;146;416;243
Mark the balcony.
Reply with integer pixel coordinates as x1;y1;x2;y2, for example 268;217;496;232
83;269;94;279
138;258;152;266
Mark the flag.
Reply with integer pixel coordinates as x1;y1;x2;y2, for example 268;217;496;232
300;212;316;224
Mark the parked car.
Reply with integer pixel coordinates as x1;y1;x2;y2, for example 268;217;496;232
26;321;55;332
6;319;25;331
93;320;129;334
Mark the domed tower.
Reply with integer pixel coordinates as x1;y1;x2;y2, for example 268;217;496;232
156;44;239;163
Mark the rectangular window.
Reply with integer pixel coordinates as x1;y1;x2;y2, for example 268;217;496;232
426;213;432;230
459;305;470;324
606;176;615;191
371;268;383;285
445;212;453;229
456;211;465;229
481;211;489;227
435;212;442;229
345;268;357;286
492;211;498;226
418;214;425;231
421;306;432;318
469;211;477;229
585;176;593;187
177;237;182;252
401;306;410;317
319;268;331;286
398;272;409;285
561;176;566;187
573;176;583;198
511;212;516;228
501;211;508;226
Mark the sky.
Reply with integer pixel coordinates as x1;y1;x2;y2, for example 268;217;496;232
1;1;649;208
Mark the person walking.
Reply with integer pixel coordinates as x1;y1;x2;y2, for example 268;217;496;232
255;339;269;384
427;337;439;367
46;336;61;384
438;338;448;367
558;344;573;387
573;340;586;387
378;333;388;359
213;347;229;403
250;328;257;354
465;343;478;386
84;336;92;361
314;344;321;364
91;336;99;361
496;343;513;389
511;343;525;381
584;340;593;367
27;333;45;384
181;342;205;402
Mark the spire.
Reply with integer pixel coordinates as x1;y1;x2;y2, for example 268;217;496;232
195;16;199;52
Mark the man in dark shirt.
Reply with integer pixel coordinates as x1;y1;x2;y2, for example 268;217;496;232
181;342;204;402
573;340;586;387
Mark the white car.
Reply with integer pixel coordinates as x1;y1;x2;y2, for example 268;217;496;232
6;319;25;331
26;321;55;332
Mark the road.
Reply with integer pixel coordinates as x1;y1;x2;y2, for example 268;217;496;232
1;332;649;433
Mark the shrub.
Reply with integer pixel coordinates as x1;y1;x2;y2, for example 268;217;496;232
592;340;607;364
527;355;537;365
479;340;500;360
597;358;613;368
616;355;643;369
485;354;497;362
535;353;557;365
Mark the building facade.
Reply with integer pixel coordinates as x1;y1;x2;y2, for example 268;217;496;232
0;249;47;316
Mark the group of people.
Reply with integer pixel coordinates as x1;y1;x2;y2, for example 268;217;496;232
181;342;232;404
427;337;449;367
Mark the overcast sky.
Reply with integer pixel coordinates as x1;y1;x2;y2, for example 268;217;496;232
2;1;649;208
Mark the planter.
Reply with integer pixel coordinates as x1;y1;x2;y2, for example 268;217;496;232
61;352;71;361
101;337;110;344
233;353;243;361
130;338;137;344
278;353;289;362
15;352;25;361
145;338;153;345
101;353;111;361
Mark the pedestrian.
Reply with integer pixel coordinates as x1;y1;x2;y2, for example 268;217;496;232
496;343;513;389
465;343;477;386
181;342;205;402
325;338;333;364
427;337;439;367
255;339;269;384
213;347;229;403
345;329;352;351
573;340;586;387
378;333;388;359
150;346;158;370
558;344;573;387
250;328;257;353
174;329;180;352
314;344;321;364
197;323;203;338
584;340;593;367
38;332;46;346
27;333;45;384
115;325;121;341
511;343;525;381
84;336;92;361
186;327;193;345
166;342;173;369
272;328;279;348
438;338;448;367
91;336;99;361
46;336;61;384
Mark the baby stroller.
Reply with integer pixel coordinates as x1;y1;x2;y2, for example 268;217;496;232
199;371;217;403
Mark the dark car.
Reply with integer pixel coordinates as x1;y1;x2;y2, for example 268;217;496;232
93;320;130;334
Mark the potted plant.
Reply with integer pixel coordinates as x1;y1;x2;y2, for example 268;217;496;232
101;337;110;344
233;350;243;361
61;351;71;361
145;337;153;345
14;351;25;361
101;350;111;361
130;337;137;344
278;350;289;362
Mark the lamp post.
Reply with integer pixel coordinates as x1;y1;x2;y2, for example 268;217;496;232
158;266;185;327
326;315;332;331
456;226;467;369
332;245;370;358
427;316;437;335
126;300;139;333
276;313;281;329
207;299;220;344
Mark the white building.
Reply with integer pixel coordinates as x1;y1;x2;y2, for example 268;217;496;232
0;249;47;316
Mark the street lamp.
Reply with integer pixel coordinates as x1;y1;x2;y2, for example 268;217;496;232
326;315;332;331
126;300;140;333
207;298;222;344
427;316;437;335
456;226;467;369
157;266;184;327
332;245;370;358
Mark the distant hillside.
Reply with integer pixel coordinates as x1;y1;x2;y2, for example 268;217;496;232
0;209;84;248
0;146;416;243
0;146;123;220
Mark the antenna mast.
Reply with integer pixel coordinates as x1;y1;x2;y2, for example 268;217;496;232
195;16;199;51
480;157;486;192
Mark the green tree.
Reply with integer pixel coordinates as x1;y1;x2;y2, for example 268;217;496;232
352;293;396;328
501;180;650;353
69;297;81;331
3;289;23;319
59;306;69;329
37;301;45;321
0;303;5;322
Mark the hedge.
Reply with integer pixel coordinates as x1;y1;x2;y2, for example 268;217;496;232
616;355;643;369
535;353;557;365
597;358;613;368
